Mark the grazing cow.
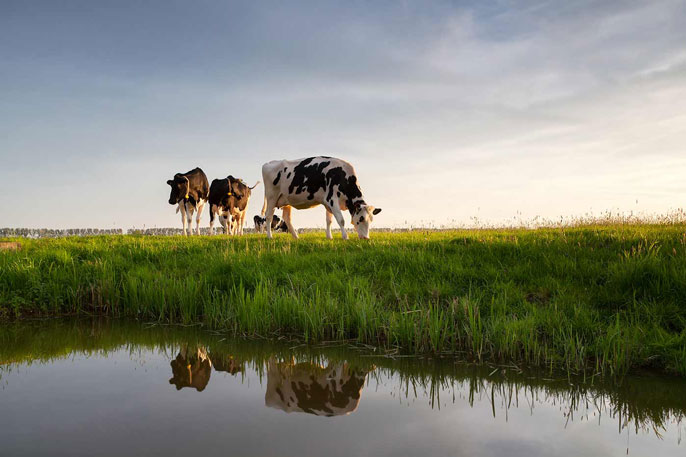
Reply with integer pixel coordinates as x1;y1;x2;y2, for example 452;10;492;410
265;359;372;416
167;167;209;235
253;214;288;233
261;157;381;240
169;346;212;392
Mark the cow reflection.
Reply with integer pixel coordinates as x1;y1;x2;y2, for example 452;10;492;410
211;353;244;375
169;346;212;392
265;359;371;416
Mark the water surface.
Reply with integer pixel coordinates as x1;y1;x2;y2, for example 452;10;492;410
1;319;684;456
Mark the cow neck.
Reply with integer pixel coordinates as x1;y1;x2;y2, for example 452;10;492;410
184;176;191;199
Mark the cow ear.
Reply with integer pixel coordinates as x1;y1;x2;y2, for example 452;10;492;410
167;180;174;186
372;208;382;215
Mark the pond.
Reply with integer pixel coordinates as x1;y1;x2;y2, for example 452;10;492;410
1;319;684;456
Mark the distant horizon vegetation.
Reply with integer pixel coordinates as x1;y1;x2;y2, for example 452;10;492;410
3;208;686;235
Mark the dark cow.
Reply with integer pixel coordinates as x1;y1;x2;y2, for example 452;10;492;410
261;157;381;240
265;359;372;416
208;176;260;235
167;167;209;236
208;176;240;235
169;346;212;392
253;214;288;233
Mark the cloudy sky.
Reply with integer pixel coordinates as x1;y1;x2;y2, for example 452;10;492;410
2;0;685;229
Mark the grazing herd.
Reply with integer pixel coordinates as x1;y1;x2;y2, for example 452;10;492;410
167;157;382;239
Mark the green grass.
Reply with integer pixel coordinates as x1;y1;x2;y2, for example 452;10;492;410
2;225;686;375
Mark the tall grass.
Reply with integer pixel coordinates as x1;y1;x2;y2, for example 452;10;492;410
2;225;686;375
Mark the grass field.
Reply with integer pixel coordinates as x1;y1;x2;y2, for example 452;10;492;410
2;225;686;376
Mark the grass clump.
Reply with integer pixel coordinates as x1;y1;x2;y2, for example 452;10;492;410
2;225;686;376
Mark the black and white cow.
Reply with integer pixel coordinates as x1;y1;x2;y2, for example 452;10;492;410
260;157;382;240
166;167;209;236
253;214;288;233
265;359;371;416
208;176;260;235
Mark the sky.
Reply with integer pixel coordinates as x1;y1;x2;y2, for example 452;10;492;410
2;0;686;229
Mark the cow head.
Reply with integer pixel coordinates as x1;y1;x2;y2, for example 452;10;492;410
351;203;382;239
167;174;189;205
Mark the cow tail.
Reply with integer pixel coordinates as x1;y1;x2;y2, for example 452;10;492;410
261;195;267;217
250;180;261;190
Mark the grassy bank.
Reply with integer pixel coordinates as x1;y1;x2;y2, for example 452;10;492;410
2;226;686;375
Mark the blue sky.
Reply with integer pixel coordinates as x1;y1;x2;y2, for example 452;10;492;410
2;0;685;229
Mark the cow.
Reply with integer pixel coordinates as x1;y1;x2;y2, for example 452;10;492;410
208;176;239;235
253;213;288;233
227;176;260;235
169;346;212;392
208;176;260;235
260;157;381;240
264;359;372;416
166;167;209;236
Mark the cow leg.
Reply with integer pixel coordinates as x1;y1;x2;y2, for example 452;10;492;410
265;202;276;239
228;213;236;236
325;208;333;240
209;205;216;235
179;203;188;236
185;202;194;236
330;206;348;240
240;211;247;235
220;213;229;234
281;206;298;240
230;213;238;235
195;200;205;235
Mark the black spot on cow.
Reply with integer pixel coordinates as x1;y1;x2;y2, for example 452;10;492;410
273;171;281;186
322;166;364;211
288;158;331;199
287;172;291;179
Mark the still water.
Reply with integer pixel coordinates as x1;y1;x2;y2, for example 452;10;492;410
1;319;684;456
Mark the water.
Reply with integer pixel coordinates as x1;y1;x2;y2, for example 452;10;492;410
0;319;684;456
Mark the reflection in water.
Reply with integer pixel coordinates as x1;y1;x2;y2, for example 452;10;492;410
167;348;371;417
1;318;685;456
169;347;245;391
169;346;213;391
211;352;244;375
265;358;371;416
